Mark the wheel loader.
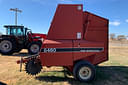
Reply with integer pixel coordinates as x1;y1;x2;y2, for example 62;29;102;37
0;25;46;55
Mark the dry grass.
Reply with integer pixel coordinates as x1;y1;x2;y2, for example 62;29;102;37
1;43;128;85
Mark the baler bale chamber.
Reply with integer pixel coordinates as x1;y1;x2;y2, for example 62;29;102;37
17;4;109;82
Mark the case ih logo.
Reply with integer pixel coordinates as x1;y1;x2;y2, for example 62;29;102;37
42;47;104;53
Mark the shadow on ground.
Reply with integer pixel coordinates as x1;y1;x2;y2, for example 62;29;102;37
35;66;128;85
2;52;30;57
0;81;7;85
11;52;30;57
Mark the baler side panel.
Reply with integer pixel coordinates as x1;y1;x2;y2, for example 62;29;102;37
73;40;105;65
83;11;109;64
47;4;83;40
40;40;73;66
84;11;108;42
83;12;89;39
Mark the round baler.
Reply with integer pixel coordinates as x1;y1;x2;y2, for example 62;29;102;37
17;4;109;82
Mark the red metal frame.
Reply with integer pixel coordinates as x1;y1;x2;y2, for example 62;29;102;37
39;4;109;72
28;33;47;42
17;4;109;73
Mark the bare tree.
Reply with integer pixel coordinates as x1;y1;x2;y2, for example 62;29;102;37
110;33;116;40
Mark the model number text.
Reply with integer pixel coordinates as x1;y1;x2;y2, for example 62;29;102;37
44;48;56;53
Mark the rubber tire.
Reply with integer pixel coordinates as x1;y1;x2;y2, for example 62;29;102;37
0;38;15;55
28;41;41;55
73;61;96;82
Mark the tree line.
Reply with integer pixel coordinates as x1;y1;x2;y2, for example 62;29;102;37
110;34;127;41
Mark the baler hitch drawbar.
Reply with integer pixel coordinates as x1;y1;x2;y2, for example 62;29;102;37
18;54;39;72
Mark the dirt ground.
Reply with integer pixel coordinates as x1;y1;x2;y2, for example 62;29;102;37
1;43;128;85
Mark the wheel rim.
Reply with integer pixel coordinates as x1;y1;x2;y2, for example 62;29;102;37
30;44;40;53
0;40;12;52
79;66;92;80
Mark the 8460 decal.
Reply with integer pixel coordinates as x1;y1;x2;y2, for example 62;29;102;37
44;48;56;53
42;47;104;53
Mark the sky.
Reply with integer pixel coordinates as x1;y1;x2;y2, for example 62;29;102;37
0;0;128;35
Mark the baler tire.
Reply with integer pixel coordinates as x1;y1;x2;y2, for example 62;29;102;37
73;61;96;82
0;39;15;55
28;42;41;55
25;59;42;75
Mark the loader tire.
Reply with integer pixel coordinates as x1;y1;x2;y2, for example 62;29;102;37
28;41;41;55
0;39;15;55
73;61;96;82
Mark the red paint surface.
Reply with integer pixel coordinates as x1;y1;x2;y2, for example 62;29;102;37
47;4;83;40
32;33;47;39
40;40;73;66
18;4;109;71
40;4;109;67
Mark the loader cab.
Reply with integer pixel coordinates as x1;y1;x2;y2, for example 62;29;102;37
4;25;33;41
4;25;25;36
